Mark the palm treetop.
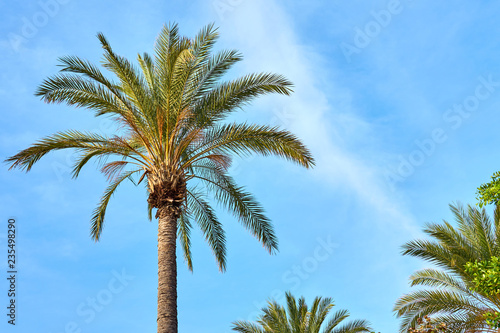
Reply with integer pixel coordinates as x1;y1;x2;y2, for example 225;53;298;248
6;23;314;272
232;291;371;333
394;203;500;332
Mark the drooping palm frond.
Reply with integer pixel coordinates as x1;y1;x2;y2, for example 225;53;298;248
177;212;193;271
188;160;278;254
394;203;500;332
330;319;373;333
6;130;146;171
232;321;266;333
90;169;142;241
232;292;371;333
6;23;314;270
185;188;226;271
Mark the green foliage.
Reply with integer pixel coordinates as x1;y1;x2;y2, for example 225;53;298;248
464;257;500;328
477;171;500;207
483;311;500;329
465;256;500;295
232;291;371;333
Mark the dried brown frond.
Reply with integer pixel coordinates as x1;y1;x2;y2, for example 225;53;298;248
101;160;128;181
205;154;231;171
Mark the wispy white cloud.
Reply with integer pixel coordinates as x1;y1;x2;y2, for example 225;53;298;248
211;0;420;237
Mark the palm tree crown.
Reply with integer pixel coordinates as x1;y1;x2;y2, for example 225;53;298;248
6;23;314;333
232;291;371;333
394;203;500;332
6;23;314;269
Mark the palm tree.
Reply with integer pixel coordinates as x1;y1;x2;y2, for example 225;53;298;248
232;291;371;333
394;203;500;332
5;24;314;333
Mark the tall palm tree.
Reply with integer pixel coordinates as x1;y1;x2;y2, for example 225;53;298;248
394;203;500;332
5;24;314;333
232;291;371;333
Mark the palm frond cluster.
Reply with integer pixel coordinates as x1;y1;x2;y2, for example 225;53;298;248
394;203;500;332
232;292;371;333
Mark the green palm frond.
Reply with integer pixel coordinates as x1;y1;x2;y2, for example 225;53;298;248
90;169;141;241
187;49;243;105
186;188;226;271
261;301;292;332
409;268;469;292
422;221;478;269
6;130;144;171
43;55;147;138
71;150;103;178
190;162;277;254
322;308;349;333
232;321;266;333
401;239;455;271
57;54;127;101
170;24;219;114
177;212;193;271
191;73;293;128
36;73;123;115
137;52;157;98
450;203;494;258
284;294;307;331
309;297;334;332
331;319;373;333
185;123;314;169
97;33;149;110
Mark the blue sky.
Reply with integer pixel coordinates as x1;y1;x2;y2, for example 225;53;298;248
1;0;500;332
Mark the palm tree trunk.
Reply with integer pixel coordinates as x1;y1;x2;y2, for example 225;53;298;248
157;206;178;333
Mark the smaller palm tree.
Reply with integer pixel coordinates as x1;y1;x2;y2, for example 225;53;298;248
232;291;371;333
394;203;500;333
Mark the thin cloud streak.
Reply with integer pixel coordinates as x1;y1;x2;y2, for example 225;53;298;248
213;0;420;237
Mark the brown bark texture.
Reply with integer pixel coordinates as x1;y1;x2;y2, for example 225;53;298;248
157;207;178;333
